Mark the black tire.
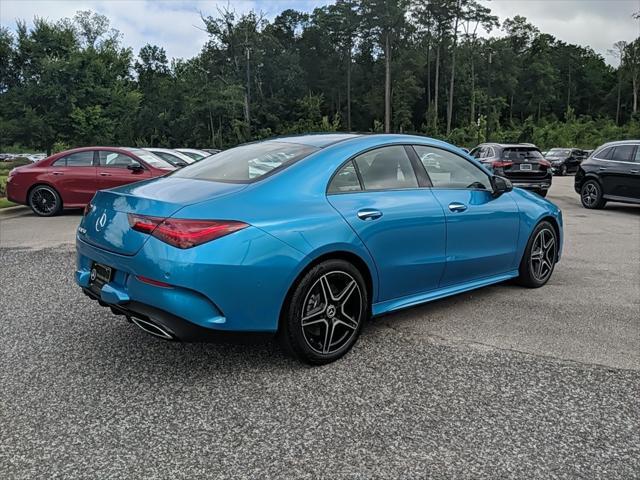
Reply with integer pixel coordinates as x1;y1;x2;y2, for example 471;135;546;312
516;221;558;288
580;180;606;209
28;185;62;216
280;259;368;365
537;189;548;198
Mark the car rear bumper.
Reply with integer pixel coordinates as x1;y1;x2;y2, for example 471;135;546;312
75;226;306;336
509;179;551;190
6;180;26;204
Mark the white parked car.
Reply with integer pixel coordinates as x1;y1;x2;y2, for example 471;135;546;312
175;148;211;161
144;148;195;168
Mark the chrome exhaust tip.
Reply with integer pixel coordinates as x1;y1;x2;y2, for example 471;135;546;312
130;316;175;340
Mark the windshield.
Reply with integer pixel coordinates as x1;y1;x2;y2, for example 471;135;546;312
172;141;318;183
547;149;571;157
123;148;174;169
180;151;205;160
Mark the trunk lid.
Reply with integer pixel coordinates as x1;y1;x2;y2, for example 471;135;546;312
500;147;549;178
79;177;247;255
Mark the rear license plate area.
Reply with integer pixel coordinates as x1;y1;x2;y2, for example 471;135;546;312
519;163;532;171
89;262;113;294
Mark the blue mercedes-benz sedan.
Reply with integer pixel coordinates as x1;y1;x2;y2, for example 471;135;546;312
76;134;563;364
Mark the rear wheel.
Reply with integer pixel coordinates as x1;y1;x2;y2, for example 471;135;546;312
580;180;606;209
516;221;558;288
280;259;368;365
28;185;62;216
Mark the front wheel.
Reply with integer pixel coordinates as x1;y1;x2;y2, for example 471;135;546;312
280;259;368;365
28;185;62;216
580;180;606;209
516;221;558;288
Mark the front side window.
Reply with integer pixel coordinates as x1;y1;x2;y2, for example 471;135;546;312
99;151;138;168
328;161;361;193
55;151;94;167
353;146;418;190
172;141;317;183
414;145;492;190
610;145;635;162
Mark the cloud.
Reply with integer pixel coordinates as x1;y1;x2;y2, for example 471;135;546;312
482;0;639;65
1;0;637;64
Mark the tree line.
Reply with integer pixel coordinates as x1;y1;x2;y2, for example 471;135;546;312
0;1;639;155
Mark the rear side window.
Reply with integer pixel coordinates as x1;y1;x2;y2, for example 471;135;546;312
54;151;94;167
353;146;418;190
610;145;635;162
99;151;138;168
414;145;492;190
328;161;362;193
172;141;317;183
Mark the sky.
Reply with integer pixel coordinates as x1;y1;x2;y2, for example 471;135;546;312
1;0;638;65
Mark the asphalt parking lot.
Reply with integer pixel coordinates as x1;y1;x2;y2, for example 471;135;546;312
1;176;638;478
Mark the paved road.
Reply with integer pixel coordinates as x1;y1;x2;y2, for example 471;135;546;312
1;177;639;478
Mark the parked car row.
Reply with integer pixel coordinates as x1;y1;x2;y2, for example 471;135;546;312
5;146;220;216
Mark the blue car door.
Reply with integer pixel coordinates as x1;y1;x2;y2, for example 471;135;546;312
327;145;447;302
412;145;520;287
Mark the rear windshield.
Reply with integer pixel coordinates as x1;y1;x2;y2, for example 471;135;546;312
123;148;174;169
172;141;318;183
547;148;571;157
503;148;543;161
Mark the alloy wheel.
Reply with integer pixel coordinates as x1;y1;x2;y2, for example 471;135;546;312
301;271;363;355
529;228;556;283
581;182;599;208
30;187;58;215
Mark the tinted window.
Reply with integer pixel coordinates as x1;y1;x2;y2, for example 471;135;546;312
634;147;640;163
502;148;543;160
470;147;481;158
610;145;635;162
153;151;182;165
547;149;571;157
172;141;317;183
328;161;361;193
56;151;94;167
596;147;613;160
414;145;492;190
353;146;418;190
99;151;137;168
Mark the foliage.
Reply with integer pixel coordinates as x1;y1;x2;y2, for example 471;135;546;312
0;3;638;153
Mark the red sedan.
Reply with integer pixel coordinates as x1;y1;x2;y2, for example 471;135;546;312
6;147;175;216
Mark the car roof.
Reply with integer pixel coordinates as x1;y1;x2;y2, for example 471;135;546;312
267;133;363;148
480;143;540;148
598;140;640;147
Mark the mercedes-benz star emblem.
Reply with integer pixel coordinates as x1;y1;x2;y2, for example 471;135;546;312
95;212;107;231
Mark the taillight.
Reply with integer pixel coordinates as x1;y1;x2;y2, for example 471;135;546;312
128;214;248;249
539;159;551;168
493;161;513;168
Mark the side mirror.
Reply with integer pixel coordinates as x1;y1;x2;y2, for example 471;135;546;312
127;162;143;172
492;175;513;196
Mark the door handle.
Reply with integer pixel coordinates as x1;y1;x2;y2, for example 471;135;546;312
631;169;639;174
448;202;468;213
598;167;607;171
51;171;64;176
357;208;383;221
99;172;112;177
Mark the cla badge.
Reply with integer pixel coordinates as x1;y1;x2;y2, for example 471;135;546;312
96;212;107;231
